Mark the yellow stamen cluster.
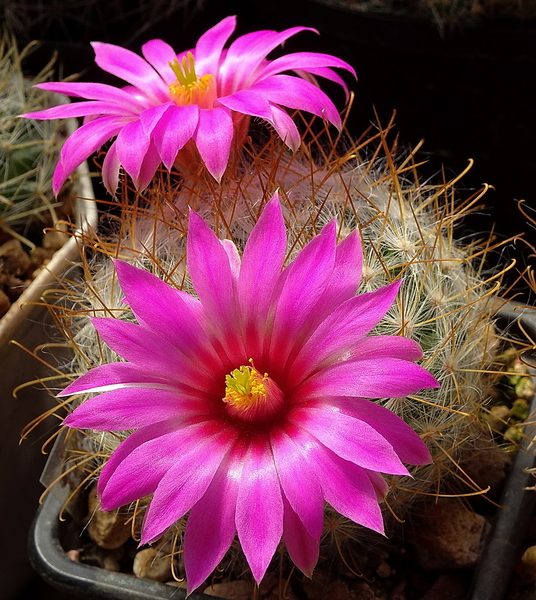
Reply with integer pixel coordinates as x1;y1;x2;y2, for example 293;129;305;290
223;365;268;412
168;52;214;106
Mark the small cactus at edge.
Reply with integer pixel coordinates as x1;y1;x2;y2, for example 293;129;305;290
0;33;66;248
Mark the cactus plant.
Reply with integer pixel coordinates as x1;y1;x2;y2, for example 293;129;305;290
26;112;516;595
0;34;68;247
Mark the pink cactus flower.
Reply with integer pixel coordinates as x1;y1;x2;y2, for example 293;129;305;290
22;16;355;196
60;193;438;592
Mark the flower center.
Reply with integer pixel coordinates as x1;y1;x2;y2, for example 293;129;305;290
168;52;216;108
222;363;284;422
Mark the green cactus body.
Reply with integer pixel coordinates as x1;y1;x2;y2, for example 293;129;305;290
0;35;66;246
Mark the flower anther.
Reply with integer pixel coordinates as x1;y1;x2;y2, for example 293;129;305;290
223;364;285;422
168;52;217;108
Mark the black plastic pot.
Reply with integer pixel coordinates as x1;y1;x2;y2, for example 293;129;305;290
470;301;536;600
29;494;221;600
29;301;536;600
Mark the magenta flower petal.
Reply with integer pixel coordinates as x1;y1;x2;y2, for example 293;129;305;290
25;17;353;193
99;418;227;511
221;239;241;279
299;66;351;100
236;437;283;583
365;469;390;501
141;39;178;85
138;102;173;137
33;81;150;110
151;104;199;169
220;26;318;93
288;281;403;385
297;357;440;400
112;260;223;372
23;100;134;119
194;15;237;77
90;317;216;393
91;41;168;102
135;139;163;190
250;75;342;129
284;422;385;534
344;335;424;361
187;209;238;338
305;230;364;335
194;106;234;182
52;115;129;194
290;406;409;476
58;362;174;397
141;423;236;544
267;220;336;370
314;447;385;535
114;119;151;183
218;89;273;120
184;443;246;593
282;495;319;578
327;230;363;300
318;397;432;465
99;435;173;507
52;162;70;198
101;141;121;195
62;194;438;591
259;51;356;82
238;193;286;326
62;388;207;431
270;427;324;539
98;417;187;502
269;104;301;151
290;334;424;392
113;259;202;326
99;427;185;509
216;30;283;95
